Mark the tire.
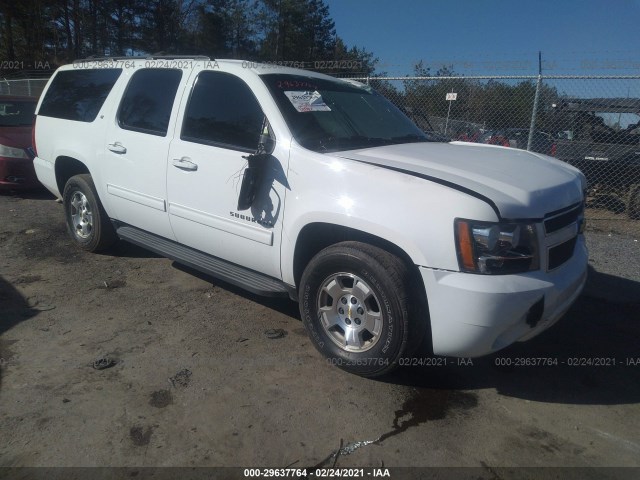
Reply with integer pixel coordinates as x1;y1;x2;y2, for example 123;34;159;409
628;183;640;220
63;174;117;252
299;241;423;377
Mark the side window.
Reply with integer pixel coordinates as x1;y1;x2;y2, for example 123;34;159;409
118;69;182;136
181;71;264;152
39;69;122;122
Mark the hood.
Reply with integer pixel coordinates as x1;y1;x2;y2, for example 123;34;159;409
335;141;585;219
0;126;33;151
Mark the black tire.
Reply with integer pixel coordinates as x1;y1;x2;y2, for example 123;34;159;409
628;183;640;220
63;174;117;252
299;241;423;377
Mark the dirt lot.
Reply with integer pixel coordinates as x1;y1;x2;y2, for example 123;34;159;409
584;208;640;237
1;190;639;478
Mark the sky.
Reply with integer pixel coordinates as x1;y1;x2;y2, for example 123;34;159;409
325;0;640;77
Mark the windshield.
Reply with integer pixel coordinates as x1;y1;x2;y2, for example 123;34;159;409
261;74;433;153
0;99;36;127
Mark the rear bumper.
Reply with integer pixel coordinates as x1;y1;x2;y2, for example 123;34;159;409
33;156;61;198
421;236;588;357
0;156;41;190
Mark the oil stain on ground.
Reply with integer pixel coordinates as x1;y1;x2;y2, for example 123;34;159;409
312;388;478;467
376;388;478;443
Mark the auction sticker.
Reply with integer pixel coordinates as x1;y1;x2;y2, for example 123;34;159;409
284;91;331;112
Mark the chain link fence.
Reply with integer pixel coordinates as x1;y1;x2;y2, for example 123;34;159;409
1;73;639;235
345;74;640;236
0;78;49;97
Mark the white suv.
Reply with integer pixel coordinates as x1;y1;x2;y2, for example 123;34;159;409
33;57;588;376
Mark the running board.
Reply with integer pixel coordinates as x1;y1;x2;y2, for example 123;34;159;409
116;225;291;298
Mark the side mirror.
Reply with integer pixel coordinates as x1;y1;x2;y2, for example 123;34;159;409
237;166;260;211
257;133;275;156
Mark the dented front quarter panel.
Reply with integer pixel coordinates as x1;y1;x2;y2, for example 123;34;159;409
279;142;499;286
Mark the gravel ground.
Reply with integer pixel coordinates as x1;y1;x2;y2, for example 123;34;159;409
0;190;639;479
584;232;639;303
586;232;639;280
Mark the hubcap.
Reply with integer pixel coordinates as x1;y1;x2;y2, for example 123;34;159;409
70;191;93;239
317;272;383;353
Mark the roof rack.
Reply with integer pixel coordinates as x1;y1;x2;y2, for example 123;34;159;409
73;55;212;63
147;55;211;61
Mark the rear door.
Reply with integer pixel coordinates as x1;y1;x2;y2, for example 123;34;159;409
166;69;287;278
102;67;191;239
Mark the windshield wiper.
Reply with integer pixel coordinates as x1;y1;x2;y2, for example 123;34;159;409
317;135;391;151
314;134;432;153
387;133;431;144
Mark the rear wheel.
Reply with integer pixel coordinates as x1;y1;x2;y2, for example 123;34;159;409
63;174;117;252
299;241;422;377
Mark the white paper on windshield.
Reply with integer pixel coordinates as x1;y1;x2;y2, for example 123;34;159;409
284;91;331;112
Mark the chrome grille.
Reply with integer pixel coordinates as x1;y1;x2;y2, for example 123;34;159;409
544;203;583;235
544;202;583;271
548;237;578;270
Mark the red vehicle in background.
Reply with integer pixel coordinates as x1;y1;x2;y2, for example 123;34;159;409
458;128;555;156
0;95;39;190
479;128;555;155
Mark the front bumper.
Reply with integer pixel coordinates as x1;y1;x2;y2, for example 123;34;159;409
421;236;588;357
0;156;41;190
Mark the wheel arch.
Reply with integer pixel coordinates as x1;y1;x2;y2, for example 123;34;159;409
292;222;424;296
294;223;433;368
55;156;91;195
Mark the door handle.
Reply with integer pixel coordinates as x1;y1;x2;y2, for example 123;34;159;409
172;157;198;171
107;142;127;154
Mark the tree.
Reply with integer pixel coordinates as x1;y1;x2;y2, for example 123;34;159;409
329;37;377;76
189;0;259;57
0;0;19;61
138;0;183;53
0;0;380;79
257;0;335;62
0;0;51;62
187;1;228;56
404;61;470;118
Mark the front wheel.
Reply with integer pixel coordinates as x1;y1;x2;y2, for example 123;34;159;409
299;242;420;377
63;174;117;252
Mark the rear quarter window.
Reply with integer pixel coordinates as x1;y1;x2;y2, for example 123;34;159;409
38;69;122;122
117;68;183;136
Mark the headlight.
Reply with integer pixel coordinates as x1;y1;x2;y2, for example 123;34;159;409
455;219;540;274
0;144;28;159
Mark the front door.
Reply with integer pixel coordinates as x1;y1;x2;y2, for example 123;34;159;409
166;70;288;278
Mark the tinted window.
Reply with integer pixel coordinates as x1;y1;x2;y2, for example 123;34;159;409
181;72;264;151
39;69;121;122
118;69;182;136
0;99;37;126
